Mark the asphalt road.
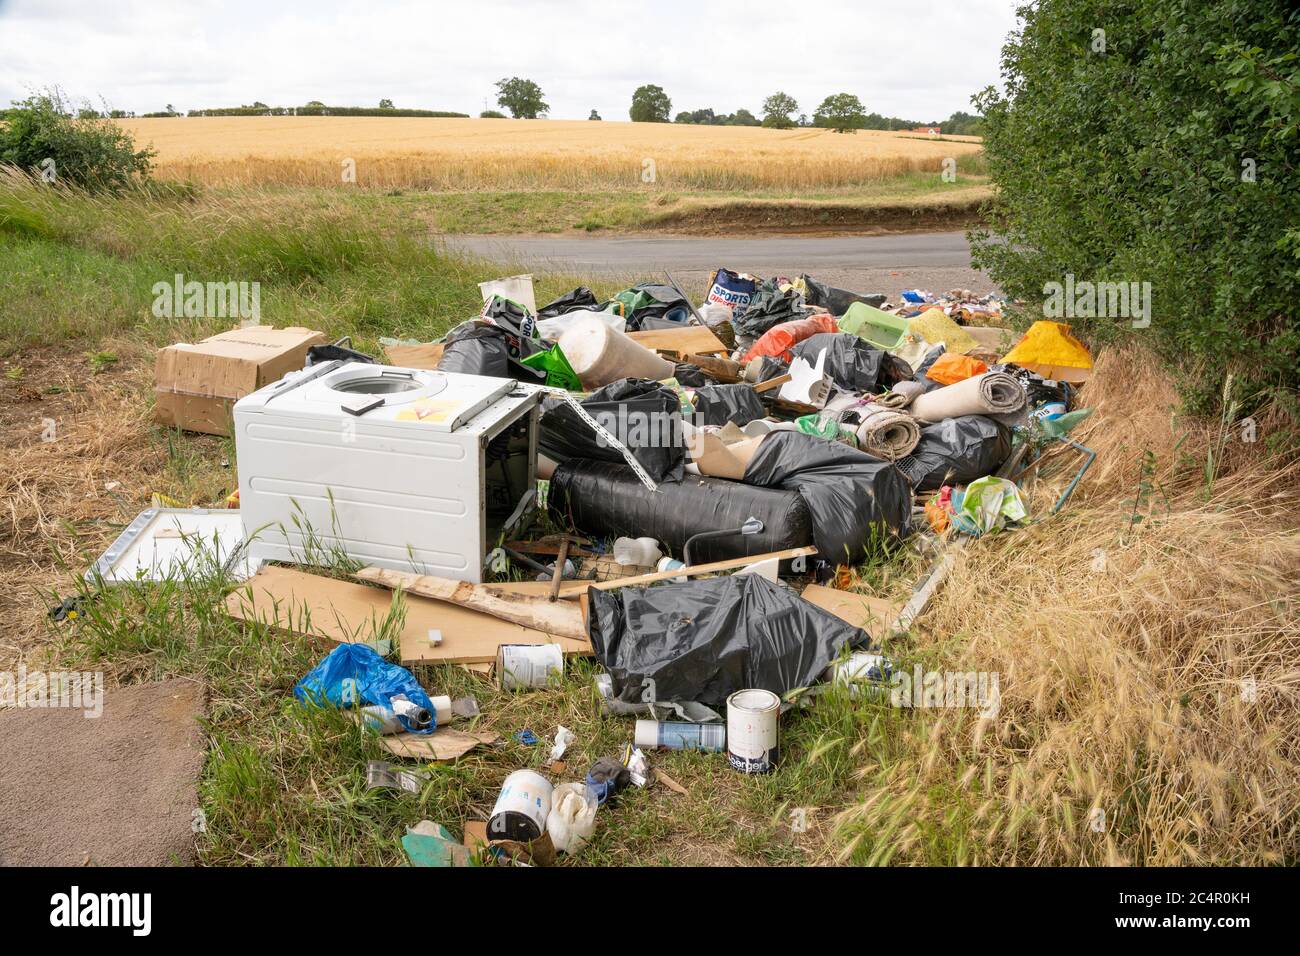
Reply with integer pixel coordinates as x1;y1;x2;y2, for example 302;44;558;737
439;231;995;296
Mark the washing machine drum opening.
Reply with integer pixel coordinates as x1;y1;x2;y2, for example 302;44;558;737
333;375;422;395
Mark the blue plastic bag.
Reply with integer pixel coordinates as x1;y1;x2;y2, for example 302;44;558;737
294;643;437;734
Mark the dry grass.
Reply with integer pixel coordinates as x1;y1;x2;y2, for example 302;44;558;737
116;117;985;191
837;347;1300;865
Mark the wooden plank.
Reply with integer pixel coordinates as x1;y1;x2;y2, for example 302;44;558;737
356;567;587;641
556;546;816;596
225;566;590;664
628;326;728;355
800;583;903;634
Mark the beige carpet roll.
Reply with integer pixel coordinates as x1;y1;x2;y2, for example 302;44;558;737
908;371;1025;424
854;407;922;459
874;380;928;409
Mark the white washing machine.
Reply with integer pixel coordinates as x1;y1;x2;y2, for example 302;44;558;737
234;361;540;581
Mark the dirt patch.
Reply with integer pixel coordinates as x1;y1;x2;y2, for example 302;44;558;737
0;677;207;866
644;198;987;237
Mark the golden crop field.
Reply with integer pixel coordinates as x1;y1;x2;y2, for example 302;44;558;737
117;117;984;192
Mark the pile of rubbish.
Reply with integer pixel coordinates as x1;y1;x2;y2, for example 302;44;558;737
74;266;1097;865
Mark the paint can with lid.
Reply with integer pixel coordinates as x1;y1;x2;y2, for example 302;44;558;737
726;688;781;774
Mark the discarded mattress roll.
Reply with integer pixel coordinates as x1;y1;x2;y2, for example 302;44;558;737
908;370;1025;423
588;574;871;708
896;415;1012;492
853;407;921;460
743;431;914;559
548;460;813;564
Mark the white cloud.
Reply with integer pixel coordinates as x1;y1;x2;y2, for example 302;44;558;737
0;0;1020;120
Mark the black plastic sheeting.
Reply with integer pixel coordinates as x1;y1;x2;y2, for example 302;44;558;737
548;460;813;563
791;333;913;395
799;275;887;316
587;574;870;708
537;287;598;318
436;321;545;381
690;383;766;427
743;431;914;561
896;415;1012;492
539;379;686;483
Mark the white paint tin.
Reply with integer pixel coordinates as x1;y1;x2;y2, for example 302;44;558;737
496;642;564;690
487;769;553;842
726;688;781;774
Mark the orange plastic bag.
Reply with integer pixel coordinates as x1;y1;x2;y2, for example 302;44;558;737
926;352;989;386
742;314;838;364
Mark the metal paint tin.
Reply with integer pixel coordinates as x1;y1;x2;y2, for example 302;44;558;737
496;642;564;690
487;769;554;842
726;688;781;774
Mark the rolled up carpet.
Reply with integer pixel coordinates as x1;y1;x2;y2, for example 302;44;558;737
908;370;1025;424
874;379;928;409
854;407;921;459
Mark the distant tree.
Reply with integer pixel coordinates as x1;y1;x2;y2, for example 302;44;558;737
941;110;983;136
494;77;548;118
797;113;810;127
480;109;507;119
306;100;325;108
813;93;867;133
379;98;394;109
674;107;716;125
249;101;269;109
629;84;671;123
76;108;101;120
761;91;798;128
588;109;601;120
728;108;760;127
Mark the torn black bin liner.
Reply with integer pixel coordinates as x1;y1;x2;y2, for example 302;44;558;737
690;383;766;427
743;431;914;562
799;275;887;316
548;460;813;563
436;321;545;381
539;379;686;483
588;574;870;708
537;287;598;318
732;279;807;338
791;333;913;395
896;415;1012;492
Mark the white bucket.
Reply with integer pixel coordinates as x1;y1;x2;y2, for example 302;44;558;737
559;315;674;389
727;689;780;774
497;643;564;690
487;769;553;842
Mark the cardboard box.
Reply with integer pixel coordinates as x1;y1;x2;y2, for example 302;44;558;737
154;326;326;435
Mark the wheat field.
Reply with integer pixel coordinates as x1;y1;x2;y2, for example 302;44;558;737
116;116;985;191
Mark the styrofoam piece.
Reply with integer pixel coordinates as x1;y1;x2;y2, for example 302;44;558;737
87;508;252;583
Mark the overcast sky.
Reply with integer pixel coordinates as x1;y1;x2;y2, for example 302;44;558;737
0;0;1022;121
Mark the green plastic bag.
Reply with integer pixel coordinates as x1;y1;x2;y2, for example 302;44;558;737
520;343;581;391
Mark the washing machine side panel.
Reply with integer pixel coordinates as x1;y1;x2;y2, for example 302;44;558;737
235;406;484;581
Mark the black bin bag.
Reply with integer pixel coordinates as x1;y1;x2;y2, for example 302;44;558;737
539;378;685;484
791;333;912;395
436;321;545;381
588;574;871;708
897;415;1012;492
690;383;766;427
743;431;913;562
548;460;813;563
799;275;887;316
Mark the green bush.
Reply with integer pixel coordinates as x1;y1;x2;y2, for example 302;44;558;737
0;91;154;190
971;0;1299;411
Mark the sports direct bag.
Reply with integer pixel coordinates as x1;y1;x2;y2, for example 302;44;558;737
705;268;758;317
